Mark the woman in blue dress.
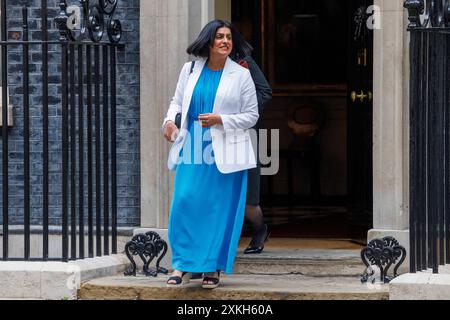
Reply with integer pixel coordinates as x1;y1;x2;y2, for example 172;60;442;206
162;20;259;289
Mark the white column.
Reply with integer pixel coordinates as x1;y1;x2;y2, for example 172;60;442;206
140;0;189;228
139;0;216;271
188;0;215;42
201;0;215;26
140;0;216;229
370;0;410;267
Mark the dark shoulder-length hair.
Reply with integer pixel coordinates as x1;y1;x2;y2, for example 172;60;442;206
186;19;253;61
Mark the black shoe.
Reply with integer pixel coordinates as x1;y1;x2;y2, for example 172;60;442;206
244;224;270;254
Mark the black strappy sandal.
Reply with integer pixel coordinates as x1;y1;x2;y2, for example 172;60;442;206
202;271;221;289
166;271;191;287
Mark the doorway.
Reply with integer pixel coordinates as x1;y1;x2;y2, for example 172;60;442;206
231;0;374;242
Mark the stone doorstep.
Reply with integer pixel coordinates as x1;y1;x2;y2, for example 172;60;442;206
0;254;130;300
131;228;369;277
234;260;364;277
78;274;389;300
234;249;365;277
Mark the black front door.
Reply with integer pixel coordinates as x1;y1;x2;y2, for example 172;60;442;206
231;0;374;239
346;0;374;238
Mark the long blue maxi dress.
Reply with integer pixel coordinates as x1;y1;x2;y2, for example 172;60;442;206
168;64;248;274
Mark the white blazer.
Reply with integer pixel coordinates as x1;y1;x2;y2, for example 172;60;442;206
162;57;259;174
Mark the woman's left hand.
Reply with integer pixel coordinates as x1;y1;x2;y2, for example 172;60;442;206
198;113;223;127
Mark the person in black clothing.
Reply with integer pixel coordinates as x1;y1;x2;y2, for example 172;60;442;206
237;55;272;254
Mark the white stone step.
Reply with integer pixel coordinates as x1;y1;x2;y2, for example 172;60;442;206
79;273;388;300
234;249;364;277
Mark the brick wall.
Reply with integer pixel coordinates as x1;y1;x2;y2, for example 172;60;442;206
0;0;140;227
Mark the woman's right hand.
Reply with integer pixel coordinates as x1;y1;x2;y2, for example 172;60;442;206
163;121;180;142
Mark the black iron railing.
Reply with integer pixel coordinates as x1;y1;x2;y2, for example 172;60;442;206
1;0;122;262
405;0;450;273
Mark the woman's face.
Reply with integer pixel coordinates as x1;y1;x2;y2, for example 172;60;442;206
210;27;233;58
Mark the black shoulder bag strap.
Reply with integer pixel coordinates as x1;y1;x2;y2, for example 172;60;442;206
175;61;195;129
